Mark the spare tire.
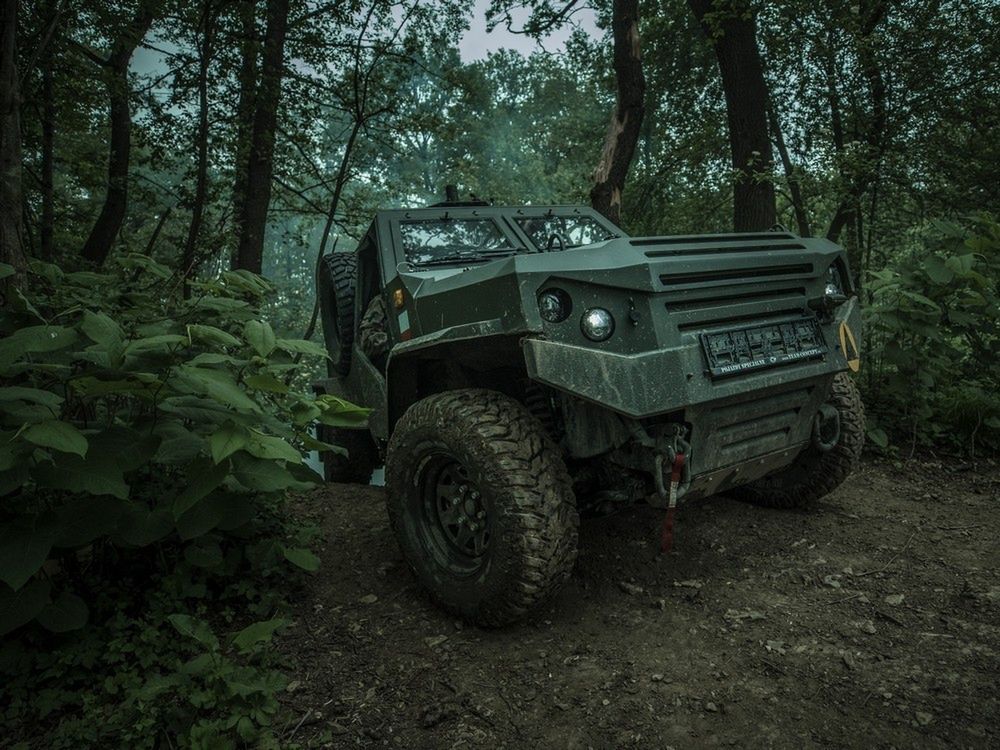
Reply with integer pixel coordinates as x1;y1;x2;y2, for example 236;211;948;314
317;253;356;377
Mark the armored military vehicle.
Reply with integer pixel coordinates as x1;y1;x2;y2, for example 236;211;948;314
315;199;864;626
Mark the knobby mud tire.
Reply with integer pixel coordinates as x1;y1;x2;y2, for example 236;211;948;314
385;389;579;627
317;253;356;377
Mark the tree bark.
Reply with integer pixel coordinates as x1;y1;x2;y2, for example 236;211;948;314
80;1;156;265
230;0;258;269
689;0;775;231
234;0;289;275
590;0;645;228
767;103;810;236
40;48;55;260
182;1;218;294
0;0;27;287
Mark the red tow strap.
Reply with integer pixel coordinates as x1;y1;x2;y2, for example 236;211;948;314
660;453;686;554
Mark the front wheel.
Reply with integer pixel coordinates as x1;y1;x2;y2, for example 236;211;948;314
731;373;865;508
385;389;579;626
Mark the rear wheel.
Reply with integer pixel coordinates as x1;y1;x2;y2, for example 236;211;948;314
316;253;356;377
732;373;864;508
385;389;579;626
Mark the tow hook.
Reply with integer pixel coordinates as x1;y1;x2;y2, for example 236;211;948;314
812;403;841;453
655;451;687;554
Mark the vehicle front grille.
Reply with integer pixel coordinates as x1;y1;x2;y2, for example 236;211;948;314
695;381;825;469
659;263;812;287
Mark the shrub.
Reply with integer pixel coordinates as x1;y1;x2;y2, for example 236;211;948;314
0;255;362;746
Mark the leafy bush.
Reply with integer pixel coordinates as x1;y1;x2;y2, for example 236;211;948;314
863;215;1000;455
0;255;362;746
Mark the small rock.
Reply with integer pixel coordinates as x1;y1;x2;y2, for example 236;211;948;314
285;680;302;693
619;581;644;596
822;575;842;589
765;640;787;655
705;702;719;713
359;594;378;604
842;651;857;670
651;673;665;682
602;698;610;706
857;620;877;635
915;711;933;726
675;579;704;589
884;594;905;605
424;635;449;649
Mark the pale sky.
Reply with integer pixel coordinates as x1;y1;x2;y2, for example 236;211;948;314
459;0;601;62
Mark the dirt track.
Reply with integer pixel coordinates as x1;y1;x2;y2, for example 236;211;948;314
281;458;999;749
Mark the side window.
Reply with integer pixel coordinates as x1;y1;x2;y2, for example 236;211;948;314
517;216;618;250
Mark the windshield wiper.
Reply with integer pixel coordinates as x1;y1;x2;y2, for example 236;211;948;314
413;247;520;268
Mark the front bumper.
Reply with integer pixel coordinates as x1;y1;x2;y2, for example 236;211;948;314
523;296;861;419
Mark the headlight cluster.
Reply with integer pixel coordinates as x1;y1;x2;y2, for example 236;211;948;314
825;263;846;297
537;288;615;342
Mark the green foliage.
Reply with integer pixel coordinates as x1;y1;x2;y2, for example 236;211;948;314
0;257;362;746
863;215;1000;455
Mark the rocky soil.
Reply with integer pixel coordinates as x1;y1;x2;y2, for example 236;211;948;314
279;457;1000;749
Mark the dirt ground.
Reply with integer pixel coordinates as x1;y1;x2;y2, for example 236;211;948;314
279;457;1000;749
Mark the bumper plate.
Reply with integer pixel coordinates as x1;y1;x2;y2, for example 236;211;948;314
701;316;826;378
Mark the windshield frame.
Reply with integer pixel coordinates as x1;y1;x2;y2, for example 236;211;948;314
380;205;626;271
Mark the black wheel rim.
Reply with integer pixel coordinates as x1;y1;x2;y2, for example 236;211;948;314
416;453;492;575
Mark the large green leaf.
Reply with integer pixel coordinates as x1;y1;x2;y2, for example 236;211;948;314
0;580;51;636
168;614;219;649
173;366;261;412
33;453;129;499
187;324;241;349
0;262;14;280
183;537;224;568
37;591;89;633
0;515;58;590
0;325;76;363
173;457;231;518
22;420;89;457
176;492;251;540
209;424;248;464
245;432;301;463
244;320;277;357
0;386;63;409
275;338;328;358
232;453;314;493
80;310;124;348
231;618;287;653
125;334;187;354
283;546;320;572
153;422;205;464
315;395;371;428
244;372;289;394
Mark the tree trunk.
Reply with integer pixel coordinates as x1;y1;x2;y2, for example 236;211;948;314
230;0;257;269
767;103;810;236
80;2;156;265
689;0;775;232
0;0;27;287
234;0;289;275
590;0;645;228
182;1;217;294
40;49;55;260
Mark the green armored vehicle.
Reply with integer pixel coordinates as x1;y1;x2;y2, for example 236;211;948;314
315;200;864;626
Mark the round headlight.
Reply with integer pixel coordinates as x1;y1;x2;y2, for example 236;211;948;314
825;264;845;296
581;308;615;341
538;288;572;323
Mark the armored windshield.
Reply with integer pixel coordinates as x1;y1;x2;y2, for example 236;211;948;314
400;218;512;265
517;215;619;250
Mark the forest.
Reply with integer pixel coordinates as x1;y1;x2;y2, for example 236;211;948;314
0;0;998;746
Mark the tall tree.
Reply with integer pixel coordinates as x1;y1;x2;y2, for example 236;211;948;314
234;0;290;274
181;0;219;292
590;0;645;227
230;0;258;269
0;0;27;285
689;0;775;231
77;0;157;265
